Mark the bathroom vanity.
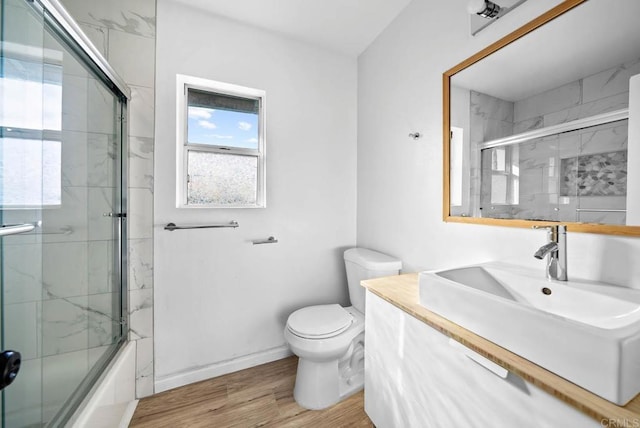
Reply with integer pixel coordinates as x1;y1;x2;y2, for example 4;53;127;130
362;274;640;427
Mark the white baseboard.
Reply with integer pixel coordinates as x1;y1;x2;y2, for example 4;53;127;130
155;345;293;393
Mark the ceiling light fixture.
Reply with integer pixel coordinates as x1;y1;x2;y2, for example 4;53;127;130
467;0;501;19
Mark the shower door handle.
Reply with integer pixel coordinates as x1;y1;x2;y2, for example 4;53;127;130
0;223;36;237
0;350;21;391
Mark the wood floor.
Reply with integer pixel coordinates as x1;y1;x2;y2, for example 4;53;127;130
129;356;374;427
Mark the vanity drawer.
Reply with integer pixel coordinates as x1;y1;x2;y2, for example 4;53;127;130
364;291;599;428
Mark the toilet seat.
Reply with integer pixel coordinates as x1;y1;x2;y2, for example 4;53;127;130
287;304;353;339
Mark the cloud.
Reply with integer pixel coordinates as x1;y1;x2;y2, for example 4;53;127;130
189;107;212;120
246;137;258;143
198;120;217;129
238;121;252;131
207;134;233;139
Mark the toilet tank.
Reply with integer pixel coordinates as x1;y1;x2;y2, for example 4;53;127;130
344;248;402;313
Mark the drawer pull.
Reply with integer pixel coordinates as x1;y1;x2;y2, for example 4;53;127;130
449;338;508;379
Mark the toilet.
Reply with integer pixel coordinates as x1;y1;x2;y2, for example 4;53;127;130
284;248;402;410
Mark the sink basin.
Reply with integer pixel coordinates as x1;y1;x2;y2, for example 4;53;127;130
419;262;640;405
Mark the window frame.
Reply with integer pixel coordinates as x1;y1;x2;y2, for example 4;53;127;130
176;74;266;208
483;145;520;207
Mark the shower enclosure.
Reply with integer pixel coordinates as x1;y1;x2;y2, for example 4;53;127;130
0;0;128;426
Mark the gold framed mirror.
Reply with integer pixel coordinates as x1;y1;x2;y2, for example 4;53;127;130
443;0;640;236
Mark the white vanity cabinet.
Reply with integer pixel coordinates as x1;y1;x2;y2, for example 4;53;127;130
364;291;600;428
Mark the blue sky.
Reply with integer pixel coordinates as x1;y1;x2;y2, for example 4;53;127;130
188;106;259;150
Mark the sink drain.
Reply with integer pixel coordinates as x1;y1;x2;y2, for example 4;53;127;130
541;287;552;295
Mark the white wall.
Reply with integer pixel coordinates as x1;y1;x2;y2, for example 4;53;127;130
154;0;357;389
357;0;640;288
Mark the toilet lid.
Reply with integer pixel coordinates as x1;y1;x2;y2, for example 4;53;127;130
287;304;353;339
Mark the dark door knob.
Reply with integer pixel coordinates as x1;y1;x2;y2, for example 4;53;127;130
0;350;21;390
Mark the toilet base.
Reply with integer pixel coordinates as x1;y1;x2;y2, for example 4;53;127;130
294;359;340;410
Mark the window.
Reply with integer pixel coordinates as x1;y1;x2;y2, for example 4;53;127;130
176;75;266;208
449;127;464;207
482;145;519;205
0;55;62;208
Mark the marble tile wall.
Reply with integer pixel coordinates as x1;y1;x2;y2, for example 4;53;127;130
514;57;640;129
470;91;514;217
556;122;629;224
1;0;153;422
476;58;637;223
513;56;634;223
59;0;156;398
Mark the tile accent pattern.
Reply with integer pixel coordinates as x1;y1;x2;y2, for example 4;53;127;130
561;151;627;197
60;0;156;398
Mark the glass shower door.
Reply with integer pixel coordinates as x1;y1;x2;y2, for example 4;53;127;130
1;0;127;426
1;0;47;425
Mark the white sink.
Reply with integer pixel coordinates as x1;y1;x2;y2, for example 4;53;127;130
419;262;640;405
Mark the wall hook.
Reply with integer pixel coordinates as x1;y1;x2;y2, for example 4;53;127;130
408;132;421;140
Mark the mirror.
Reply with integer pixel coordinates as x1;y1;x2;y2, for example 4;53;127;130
444;0;640;236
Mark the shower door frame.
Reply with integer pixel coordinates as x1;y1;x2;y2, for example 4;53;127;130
35;0;130;99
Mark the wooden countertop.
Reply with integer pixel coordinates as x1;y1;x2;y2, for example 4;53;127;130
362;273;640;424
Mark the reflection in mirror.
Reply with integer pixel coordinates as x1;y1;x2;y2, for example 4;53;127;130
448;0;640;229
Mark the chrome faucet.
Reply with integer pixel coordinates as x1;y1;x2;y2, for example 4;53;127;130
533;225;567;281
